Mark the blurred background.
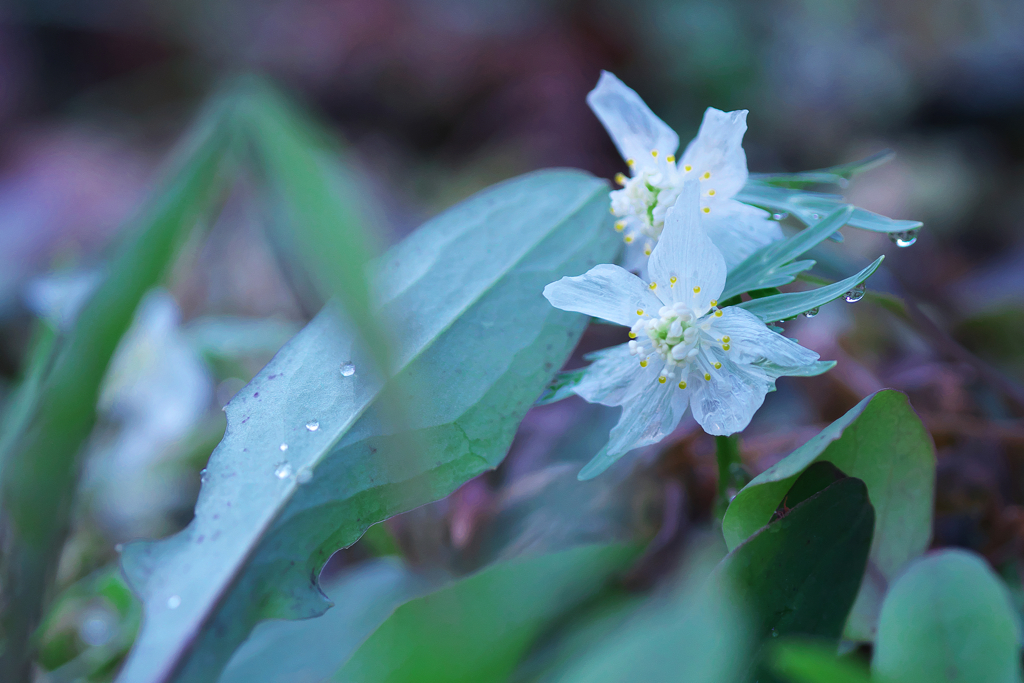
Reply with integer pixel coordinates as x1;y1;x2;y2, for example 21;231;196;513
1;0;1023;678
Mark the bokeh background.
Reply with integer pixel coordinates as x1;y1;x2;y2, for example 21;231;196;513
2;0;1024;677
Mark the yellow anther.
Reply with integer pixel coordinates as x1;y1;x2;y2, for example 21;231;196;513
624;235;634;243
610;207;616;214
649;282;657;290
650;150;658;158
708;189;716;196
627;159;636;167
722;336;730;342
669;276;677;285
640;359;648;368
714;362;722;369
644;246;652;256
666;154;675;162
615;173;627;186
658;376;667;384
702;171;711;180
722;343;731;350
678;381;687;389
704;373;711;381
684;165;693;172
702;207;711;214
714;310;723;317
693;286;701;294
710;299;718;306
629;332;637;339
614;220;626;232
636;309;644;316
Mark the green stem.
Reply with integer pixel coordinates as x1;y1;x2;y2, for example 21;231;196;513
715;435;744;519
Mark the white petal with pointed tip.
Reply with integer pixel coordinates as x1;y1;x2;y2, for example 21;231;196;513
679;107;750;201
543;264;662;327
587;71;679;171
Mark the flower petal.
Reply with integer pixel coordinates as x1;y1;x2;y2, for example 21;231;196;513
575;343;644;406
710;307;819;367
688;352;772;436
679;107;750;201
543;264;662;327
605;368;685;455
648;182;727;310
701;201;784;269
587;71;679;171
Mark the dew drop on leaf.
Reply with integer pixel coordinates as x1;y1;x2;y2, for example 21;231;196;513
305;420;319;432
889;229;919;248
844;284;866;303
274;462;292;479
771;212;788;221
340;361;356;377
279;443;288;451
200;468;208;483
802;307;819;318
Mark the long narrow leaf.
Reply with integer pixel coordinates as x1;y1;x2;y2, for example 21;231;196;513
748;150;895;187
737;183;922;233
737;256;884;322
116;170;618;683
0;97;233;680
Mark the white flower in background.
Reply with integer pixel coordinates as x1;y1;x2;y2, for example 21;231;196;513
543;183;820;458
588;70;782;270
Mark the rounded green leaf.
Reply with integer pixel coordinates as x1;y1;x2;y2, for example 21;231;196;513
873;550;1023;683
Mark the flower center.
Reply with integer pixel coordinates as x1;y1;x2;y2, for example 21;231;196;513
628;303;709;378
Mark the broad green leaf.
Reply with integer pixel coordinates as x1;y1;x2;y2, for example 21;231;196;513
713;477;874;678
720;206;854;301
737;256;884;322
873;550;1023;683
749;150;895;188
336;543;636;683
723;390;935;640
532;540;753;683
0;96;233;678
218;557;433;683
768;640;872;683
737;182;922;233
117;169;619;683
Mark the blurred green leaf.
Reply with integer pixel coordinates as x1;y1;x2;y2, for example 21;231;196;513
737;256;883;322
0;95;234;679
768;640;873;683
873;550;1023;683
336;543;636;683
714;477;874;678
721;205;853;301
749;150;895;188
724;390;935;641
117;169;619;683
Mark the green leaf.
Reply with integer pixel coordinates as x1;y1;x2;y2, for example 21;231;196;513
767;640;873;683
335;543;637;683
713;477;874;680
535;367;586;406
737;182;922;233
873;550;1023;683
749;150;895;188
737;256;884;322
0;95;233;678
723;390;935;641
218;558;433;683
721;206;854;301
117;169;619;683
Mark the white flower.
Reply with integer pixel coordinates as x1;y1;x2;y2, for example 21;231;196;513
543;182;821;464
588;71;782;270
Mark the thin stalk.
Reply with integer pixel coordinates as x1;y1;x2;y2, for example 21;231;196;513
715;434;744;519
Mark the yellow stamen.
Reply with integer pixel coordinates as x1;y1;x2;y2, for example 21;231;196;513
678;381;687;389
640;359;648;368
658;376;667;384
714;362;722;369
624;235;634;243
714;310;723;317
636;309;644;316
708;189;716;196
693;286;701;294
702;207;711;214
649;282;657;290
702;171;711;180
722;336;730;342
651;149;658;158
704;373;711;381
615;173;627;185
710;300;717;306
722;343;731;350
614;220;626;232
684;165;693;172
666;154;675;162
669;276;677;285
629;332;637;339
627;159;635;167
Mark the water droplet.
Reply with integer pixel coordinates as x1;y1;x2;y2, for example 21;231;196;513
802;306;819;318
274;462;293;479
771;627;779;638
889;229;919;248
167;595;181;609
305;420;319;432
279;443;288;451
844;284;866;303
340;361;356;377
771;212;789;221
200;468;208;483
296;466;313;484
811;213;820;220
78;605;117;646
114;543;123;553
